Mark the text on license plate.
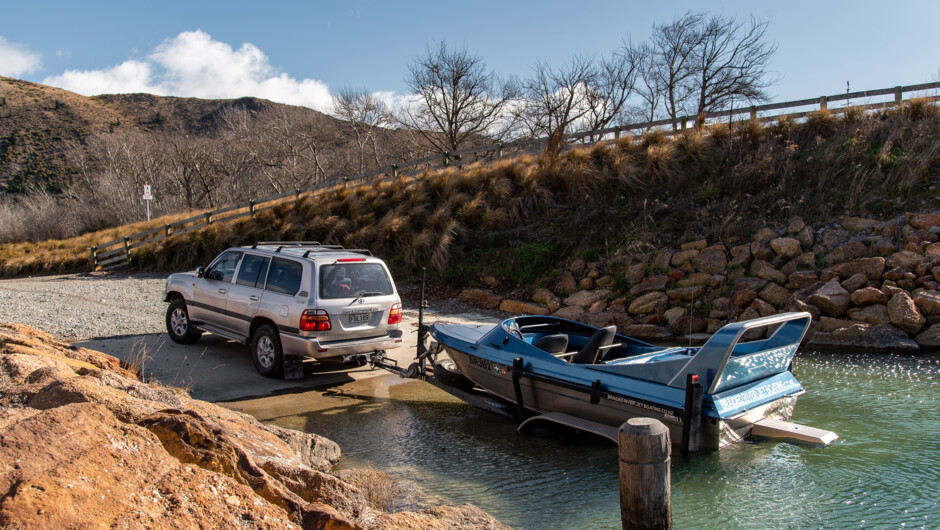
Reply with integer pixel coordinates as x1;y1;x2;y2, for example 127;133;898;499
348;313;370;324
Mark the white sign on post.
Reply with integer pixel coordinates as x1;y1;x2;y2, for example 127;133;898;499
142;185;153;221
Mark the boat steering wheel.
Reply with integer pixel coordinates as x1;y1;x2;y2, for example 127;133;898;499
505;321;524;340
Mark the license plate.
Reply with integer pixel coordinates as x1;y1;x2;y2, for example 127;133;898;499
348;313;370;324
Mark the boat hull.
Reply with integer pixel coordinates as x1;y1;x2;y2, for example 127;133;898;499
442;345;798;450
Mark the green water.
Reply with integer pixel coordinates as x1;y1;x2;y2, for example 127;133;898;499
267;351;939;529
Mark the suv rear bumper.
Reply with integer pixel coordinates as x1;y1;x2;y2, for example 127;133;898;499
281;329;405;360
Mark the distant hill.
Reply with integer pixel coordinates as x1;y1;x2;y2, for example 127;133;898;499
0;76;426;195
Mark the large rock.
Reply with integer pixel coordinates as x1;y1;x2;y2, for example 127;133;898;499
564;289;611;309
887;292;926;334
709;297;736;319
885;251;926;270
770;237;802;259
499;299;550;316
820;229;849;247
806;280;851;317
840;273;868;293
691;247;727;275
850;287;889;307
795;226;815;249
628;292;668;315
670;249;699;267
532;288;562;313
555;271;578;295
732;277;767;307
805;324;920;353
759;282;791;309
907;213;940;230
831;257;885;280
620;325;673;341
666;286;706;301
912;290;940;316
629;275;668;296
847;304;890;326
458;289;502;310
914;324;940;350
786;271;819;290
552;306;585;320
839;216;879;231
751;260;787;284
754;228;778;243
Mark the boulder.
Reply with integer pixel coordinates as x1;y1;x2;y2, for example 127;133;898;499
677;272;711;287
850;287;889;307
670;249;699;267
786;271;819;290
625;262;648;283
581;312;614;328
885;251;926;270
807;280;851;317
759;282;791;309
914;324;940;350
751;298;776;317
564;289;611;309
499;299;550;316
754;228;778;243
750;242;775;261
839;216;879;231
681;239;708;251
458;289;502;310
709;297;736;319
595;275;616;289
787;217;806;234
691;248;727;275
833;257;886;280
578;277;595;290
795;226;815;249
887;292;926;335
841;273;869;293
770;237;802;259
805;324;920;354
652;249;674;272
820;317;854;332
672;315;707;334
847;304;890;326
552;306;585;320
587;300;608;313
532;288;562;313
628;292;668;315
912;290;940;316
620;325;673;341
751;261;787;284
908;213;940;230
629;275;668;296
820;229;849;247
666;286;706;301
871;238;898;257
664;307;688;326
925;242;940;260
729;244;751;266
732;277;767;307
555;271;578;296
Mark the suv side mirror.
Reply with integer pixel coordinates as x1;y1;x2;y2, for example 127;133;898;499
195;267;205;278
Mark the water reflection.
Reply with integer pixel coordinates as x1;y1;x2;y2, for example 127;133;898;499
266;351;939;529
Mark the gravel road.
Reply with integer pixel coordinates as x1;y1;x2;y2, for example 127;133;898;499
0;272;499;341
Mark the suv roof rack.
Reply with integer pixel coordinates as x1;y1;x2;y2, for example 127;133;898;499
251;241;326;249
301;248;373;258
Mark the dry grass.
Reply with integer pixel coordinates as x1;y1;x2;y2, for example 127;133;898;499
4;104;938;287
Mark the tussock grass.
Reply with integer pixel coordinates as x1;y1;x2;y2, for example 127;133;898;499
3;105;938;290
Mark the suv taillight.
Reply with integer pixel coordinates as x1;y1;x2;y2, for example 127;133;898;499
387;303;402;325
301;309;331;331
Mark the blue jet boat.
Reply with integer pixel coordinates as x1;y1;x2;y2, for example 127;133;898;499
428;311;837;450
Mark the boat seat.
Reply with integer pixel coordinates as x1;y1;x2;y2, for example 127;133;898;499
569;326;617;364
534;334;568;354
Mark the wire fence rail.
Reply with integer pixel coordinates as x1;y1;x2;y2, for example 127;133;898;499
89;81;940;271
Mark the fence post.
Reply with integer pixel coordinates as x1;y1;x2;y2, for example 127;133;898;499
164;224;170;237
819;96;828;111
619;418;672;529
123;237;130;262
89;246;96;271
391;164;398;178
249;200;255;217
295;188;302;199
750;106;758;121
496;142;502;159
614;126;621;140
895;86;903;104
442;152;449;167
205;212;211;225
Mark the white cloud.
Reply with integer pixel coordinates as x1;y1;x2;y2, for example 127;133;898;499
0;37;41;76
41;30;333;111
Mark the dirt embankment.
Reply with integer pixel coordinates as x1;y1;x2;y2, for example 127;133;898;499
0;323;507;529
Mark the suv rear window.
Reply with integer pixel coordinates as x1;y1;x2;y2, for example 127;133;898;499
319;263;393;299
265;257;303;295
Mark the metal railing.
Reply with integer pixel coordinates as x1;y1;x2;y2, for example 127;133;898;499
89;81;940;271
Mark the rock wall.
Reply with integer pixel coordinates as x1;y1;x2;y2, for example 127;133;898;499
459;213;940;353
0;323;508;529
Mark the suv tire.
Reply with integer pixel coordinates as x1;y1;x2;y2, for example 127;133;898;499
166;299;202;344
251;325;284;378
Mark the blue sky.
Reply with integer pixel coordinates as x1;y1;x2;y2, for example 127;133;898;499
1;1;938;112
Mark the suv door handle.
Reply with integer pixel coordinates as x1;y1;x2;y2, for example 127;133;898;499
218;289;227;294
249;295;260;301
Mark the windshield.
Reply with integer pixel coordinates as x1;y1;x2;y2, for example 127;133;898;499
319;262;394;299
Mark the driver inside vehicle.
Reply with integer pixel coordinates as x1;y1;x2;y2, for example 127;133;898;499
326;266;352;297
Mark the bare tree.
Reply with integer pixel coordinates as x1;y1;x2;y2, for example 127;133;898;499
583;46;643;136
649;11;706;128
332;87;394;173
690;14;777;116
646;11;777;127
400;41;518;152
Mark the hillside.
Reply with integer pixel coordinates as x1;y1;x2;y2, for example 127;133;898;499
0;76;427;196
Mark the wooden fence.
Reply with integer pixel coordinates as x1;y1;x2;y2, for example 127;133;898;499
89;81;940;271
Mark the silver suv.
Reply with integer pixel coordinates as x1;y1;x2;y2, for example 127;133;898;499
163;242;404;378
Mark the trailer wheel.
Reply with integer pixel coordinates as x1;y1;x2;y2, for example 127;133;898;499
434;360;475;390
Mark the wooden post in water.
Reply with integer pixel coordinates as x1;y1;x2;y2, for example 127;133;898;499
619;418;671;529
